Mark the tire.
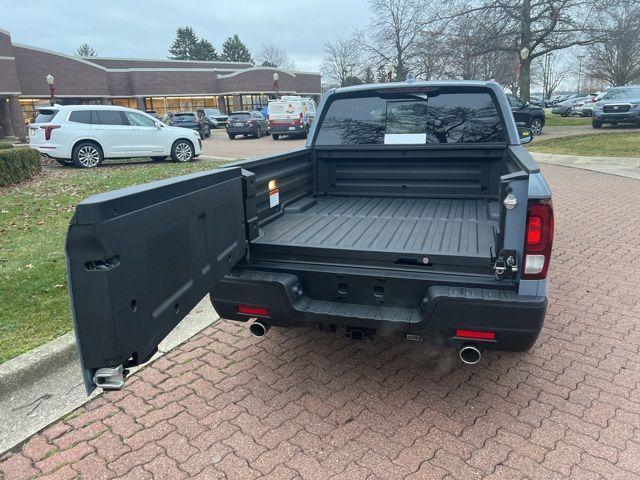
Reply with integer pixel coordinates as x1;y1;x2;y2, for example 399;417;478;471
243;134;249;138
301;126;309;139
255;127;262;139
54;159;74;166
228;134;235;140
151;156;166;162
272;134;280;140
72;141;103;168
592;119;603;129
530;119;543;136
205;126;211;138
171;139;194;163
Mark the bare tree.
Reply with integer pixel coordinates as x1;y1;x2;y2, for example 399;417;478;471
321;37;362;87
359;0;431;81
446;0;603;100
586;0;640;86
257;44;296;70
534;52;568;99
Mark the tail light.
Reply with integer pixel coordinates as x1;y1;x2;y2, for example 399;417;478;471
43;125;60;140
522;199;554;279
237;305;270;317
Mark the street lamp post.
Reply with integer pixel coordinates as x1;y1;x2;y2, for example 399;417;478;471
272;72;279;99
46;74;55;106
577;55;585;94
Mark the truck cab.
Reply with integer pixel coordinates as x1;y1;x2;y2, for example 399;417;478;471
65;81;553;393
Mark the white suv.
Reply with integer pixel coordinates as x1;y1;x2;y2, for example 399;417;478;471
29;105;202;168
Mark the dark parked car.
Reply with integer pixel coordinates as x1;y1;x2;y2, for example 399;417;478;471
507;94;545;135
592;85;640;129
225;110;269;139
171;112;211;139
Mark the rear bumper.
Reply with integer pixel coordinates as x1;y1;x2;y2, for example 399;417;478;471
29;144;70;159
226;126;259;135
269;124;304;134
211;269;547;351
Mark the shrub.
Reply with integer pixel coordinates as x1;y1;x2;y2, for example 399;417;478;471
0;143;14;150
0;147;42;187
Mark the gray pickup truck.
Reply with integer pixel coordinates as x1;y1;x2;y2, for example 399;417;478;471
66;81;554;393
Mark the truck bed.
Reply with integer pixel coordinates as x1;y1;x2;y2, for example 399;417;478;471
252;196;499;268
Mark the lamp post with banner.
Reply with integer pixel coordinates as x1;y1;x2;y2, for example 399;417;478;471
46;74;56;106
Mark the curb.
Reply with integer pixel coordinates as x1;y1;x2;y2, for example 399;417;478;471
0;301;219;454
0;332;77;397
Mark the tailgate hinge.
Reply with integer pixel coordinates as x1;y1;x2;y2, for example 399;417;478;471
492;249;518;279
93;365;125;390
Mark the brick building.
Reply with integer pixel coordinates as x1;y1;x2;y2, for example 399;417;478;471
0;28;322;138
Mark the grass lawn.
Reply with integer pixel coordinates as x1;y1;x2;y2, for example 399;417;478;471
544;112;591;127
528;132;640;157
0;159;229;363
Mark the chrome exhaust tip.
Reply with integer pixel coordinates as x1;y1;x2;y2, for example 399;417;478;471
249;321;269;337
459;345;481;365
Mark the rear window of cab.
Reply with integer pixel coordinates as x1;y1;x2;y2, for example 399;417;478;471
315;91;505;145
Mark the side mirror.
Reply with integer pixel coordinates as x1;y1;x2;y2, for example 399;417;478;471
155;121;163;129
518;126;533;144
524;101;530;108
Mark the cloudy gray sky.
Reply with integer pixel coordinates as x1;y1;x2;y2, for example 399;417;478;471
2;0;370;72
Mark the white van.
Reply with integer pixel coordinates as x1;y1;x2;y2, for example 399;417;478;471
267;96;316;140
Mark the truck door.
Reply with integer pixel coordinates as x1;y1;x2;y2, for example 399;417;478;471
66;167;249;394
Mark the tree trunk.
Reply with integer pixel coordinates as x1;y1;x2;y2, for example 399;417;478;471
519;58;531;101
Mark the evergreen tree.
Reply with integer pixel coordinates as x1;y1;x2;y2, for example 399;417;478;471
168;27;199;60
191;39;219;61
76;43;97;57
220;35;253;63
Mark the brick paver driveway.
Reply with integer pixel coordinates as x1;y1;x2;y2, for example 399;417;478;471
2;164;639;479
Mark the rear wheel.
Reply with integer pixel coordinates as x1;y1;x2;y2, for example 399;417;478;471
272;134;280;140
171;140;194;163
592;119;603;129
530;119;543;136
72;142;103;169
255;127;262;139
228;134;235;140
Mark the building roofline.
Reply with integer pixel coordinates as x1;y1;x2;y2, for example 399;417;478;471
12;43;109;70
217;66;297;79
85;55;254;67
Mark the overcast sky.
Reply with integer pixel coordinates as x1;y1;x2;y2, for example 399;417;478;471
2;0;370;72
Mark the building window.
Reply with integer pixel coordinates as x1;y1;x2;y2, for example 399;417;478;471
145;96;218;117
240;94;269;111
111;98;137;108
222;96;235;114
19;99;46;124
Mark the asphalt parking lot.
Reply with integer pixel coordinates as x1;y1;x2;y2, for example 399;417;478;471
201;128;306;160
1;162;639;479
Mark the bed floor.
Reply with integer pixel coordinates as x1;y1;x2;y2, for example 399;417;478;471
252;196;499;263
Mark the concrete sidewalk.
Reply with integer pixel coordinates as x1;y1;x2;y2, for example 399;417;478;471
0;299;218;454
531;151;640;180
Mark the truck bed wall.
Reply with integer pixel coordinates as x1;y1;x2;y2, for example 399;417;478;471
315;147;508;199
229;146;523;229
